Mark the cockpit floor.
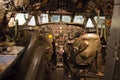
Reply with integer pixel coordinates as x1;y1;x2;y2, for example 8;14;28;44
43;62;104;80
44;66;71;80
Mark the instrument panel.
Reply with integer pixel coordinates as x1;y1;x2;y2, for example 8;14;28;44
39;23;85;40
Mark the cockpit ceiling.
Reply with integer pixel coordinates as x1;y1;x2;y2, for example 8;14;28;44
1;0;114;16
40;0;113;16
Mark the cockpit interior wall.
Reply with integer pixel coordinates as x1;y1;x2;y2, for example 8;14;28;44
18;31;53;80
103;0;120;80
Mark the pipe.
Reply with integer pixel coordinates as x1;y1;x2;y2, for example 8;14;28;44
15;19;19;40
96;9;100;35
100;22;104;38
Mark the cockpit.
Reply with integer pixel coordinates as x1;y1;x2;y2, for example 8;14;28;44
0;0;115;80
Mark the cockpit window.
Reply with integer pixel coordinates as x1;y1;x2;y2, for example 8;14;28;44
73;15;84;24
15;13;28;25
40;14;49;23
94;16;105;28
28;16;36;26
86;18;94;28
62;15;71;23
51;15;60;22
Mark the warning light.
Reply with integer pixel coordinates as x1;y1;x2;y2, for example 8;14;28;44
48;34;53;39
